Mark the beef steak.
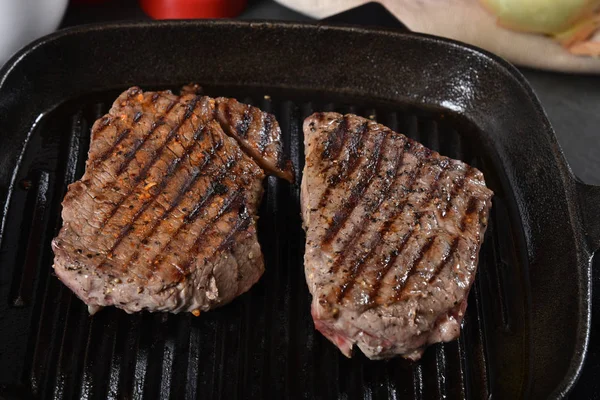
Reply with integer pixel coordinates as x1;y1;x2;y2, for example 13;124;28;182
52;87;292;314
301;112;493;360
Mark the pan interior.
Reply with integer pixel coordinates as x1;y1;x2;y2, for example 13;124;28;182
0;85;530;400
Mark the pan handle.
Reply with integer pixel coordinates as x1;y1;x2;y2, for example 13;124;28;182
577;181;600;253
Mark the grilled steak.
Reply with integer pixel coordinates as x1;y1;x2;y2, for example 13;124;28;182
301;112;493;360
179;83;293;182
52;87;292;314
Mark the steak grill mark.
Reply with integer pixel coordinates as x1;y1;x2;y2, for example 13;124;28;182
428;237;460;284
94;128;131;166
116;95;201;177
391;236;436;302
259;114;274;154
321;115;348;161
146;157;244;280
97;97;205;252
176;188;247;277
332;155;426;306
442;167;474;217
331;136;408;300
322;128;389;247
105;127;221;276
95;96;197;232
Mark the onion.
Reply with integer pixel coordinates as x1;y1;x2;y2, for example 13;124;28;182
481;0;600;55
480;0;600;34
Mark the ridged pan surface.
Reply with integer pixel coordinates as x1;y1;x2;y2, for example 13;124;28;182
0;87;525;400
0;20;597;400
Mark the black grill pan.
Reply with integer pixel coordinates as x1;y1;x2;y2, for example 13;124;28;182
0;16;598;400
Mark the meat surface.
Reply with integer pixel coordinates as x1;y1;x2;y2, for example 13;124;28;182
180;83;293;182
52;87;292;314
301;112;493;360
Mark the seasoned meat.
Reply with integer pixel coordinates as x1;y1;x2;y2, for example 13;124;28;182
180;83;294;182
301;112;493;360
213;97;293;182
52;87;291;314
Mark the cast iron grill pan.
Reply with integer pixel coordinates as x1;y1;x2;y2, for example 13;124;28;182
1;87;525;400
0;17;598;400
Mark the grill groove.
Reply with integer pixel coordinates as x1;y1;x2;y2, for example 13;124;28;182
10;170;50;307
0;88;519;400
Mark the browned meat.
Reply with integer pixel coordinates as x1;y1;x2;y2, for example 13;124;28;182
180;83;294;182
301;112;493;360
51;87;291;314
214;98;293;182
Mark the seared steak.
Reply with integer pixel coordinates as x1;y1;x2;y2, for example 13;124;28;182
179;83;293;182
301;112;493;360
52;87;292;314
213;97;293;182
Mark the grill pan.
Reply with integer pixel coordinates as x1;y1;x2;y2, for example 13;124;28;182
0;13;598;400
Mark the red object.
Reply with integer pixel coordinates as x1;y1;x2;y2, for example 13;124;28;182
140;0;247;19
